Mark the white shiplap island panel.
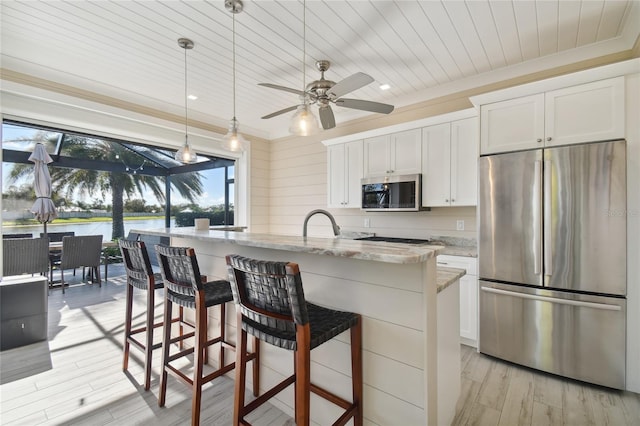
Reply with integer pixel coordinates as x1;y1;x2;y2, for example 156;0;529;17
133;227;457;425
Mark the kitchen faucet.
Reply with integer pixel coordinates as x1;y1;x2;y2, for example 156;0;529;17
302;209;341;237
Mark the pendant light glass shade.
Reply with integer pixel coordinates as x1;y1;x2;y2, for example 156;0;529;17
222;117;246;152
175;136;197;163
289;102;319;136
175;37;197;163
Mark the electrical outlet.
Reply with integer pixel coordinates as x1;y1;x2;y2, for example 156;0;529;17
364;218;371;228
456;220;465;231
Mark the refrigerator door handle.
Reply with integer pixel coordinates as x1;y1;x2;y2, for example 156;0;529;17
480;286;622;311
533;160;542;275
543;159;553;276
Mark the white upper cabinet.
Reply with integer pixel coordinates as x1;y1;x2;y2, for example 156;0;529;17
327;140;363;208
422;117;478;207
544;77;625;147
364;128;422;177
480;94;544;154
480;77;625;154
450;118;479;206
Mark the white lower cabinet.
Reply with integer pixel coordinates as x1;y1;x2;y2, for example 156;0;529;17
437;254;478;347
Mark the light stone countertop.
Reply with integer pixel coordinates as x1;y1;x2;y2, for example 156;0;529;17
133;227;443;264
437;266;466;293
437;245;478;257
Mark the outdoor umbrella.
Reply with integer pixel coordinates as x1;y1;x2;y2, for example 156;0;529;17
29;142;58;235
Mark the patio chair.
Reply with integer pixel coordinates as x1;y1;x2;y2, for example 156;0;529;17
42;231;75;283
59;235;103;293
2;237;49;277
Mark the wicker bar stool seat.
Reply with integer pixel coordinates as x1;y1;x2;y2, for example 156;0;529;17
155;244;259;426
118;239;190;390
226;255;363;426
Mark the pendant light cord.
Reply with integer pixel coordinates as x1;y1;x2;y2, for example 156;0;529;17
184;43;189;140
232;11;237;120
302;0;306;94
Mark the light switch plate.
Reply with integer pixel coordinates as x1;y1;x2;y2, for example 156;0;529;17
456;220;465;231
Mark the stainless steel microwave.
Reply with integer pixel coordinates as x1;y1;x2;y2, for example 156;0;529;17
361;173;422;211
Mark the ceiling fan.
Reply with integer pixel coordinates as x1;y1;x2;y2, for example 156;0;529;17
259;60;394;130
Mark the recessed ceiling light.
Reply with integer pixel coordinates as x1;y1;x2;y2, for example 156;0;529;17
379;83;390;91
188;94;198;100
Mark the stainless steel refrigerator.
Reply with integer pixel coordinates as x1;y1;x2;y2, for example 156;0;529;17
478;140;627;389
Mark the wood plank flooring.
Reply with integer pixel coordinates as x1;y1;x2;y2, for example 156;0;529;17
453;344;640;426
1;268;639;425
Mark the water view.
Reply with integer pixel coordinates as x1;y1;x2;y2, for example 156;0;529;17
2;218;174;240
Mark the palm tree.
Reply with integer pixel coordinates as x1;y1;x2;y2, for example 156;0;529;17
7;132;204;239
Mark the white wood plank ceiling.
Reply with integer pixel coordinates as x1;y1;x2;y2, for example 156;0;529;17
1;1;639;140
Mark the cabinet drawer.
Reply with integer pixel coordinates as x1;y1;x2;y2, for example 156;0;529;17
437;255;477;275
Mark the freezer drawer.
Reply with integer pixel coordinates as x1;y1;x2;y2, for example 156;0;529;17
479;281;626;389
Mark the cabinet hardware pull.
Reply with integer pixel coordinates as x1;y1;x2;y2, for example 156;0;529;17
546;137;552;141
537;138;542;143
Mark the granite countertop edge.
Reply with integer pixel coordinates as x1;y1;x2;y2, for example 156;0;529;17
436;266;466;293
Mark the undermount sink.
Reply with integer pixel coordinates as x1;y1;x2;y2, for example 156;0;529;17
354;236;433;245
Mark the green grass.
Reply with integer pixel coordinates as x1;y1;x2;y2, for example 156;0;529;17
3;215;169;226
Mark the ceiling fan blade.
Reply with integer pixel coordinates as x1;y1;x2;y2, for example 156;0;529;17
319;106;336;129
327;72;374;98
261;105;298;119
335;98;394;114
258;83;306;97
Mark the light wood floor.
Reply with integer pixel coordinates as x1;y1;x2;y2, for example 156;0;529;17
453;345;640;426
1;270;639;425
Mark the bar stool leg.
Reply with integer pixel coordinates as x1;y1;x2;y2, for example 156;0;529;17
233;312;248;425
158;294;173;407
123;283;134;372
144;285;155;390
191;294;206;426
351;317;364;426
252;336;260;396
294;325;311;426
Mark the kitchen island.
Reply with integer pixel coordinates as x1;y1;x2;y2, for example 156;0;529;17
133;227;461;425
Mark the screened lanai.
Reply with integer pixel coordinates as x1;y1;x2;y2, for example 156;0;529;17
1;120;236;239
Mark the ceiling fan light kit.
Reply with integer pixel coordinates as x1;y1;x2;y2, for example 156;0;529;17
222;0;245;152
175;37;198;164
289;102;319;136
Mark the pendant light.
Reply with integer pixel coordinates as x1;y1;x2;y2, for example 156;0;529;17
175;37;197;163
289;0;319;136
222;0;246;152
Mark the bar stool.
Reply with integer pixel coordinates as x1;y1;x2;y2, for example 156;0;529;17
119;239;188;390
155;245;259;426
225;254;363;426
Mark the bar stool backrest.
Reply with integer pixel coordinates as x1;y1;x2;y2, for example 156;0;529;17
155;244;203;296
118;239;154;289
225;255;310;333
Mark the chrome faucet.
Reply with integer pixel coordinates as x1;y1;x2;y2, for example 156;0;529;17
302;209;341;237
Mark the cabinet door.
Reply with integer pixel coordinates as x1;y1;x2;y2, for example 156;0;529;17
545;77;625;146
438;255;478;346
327;141;363;208
391;128;422;175
363;135;390;177
480;94;544;154
459;274;478;343
421;123;451;207
450;117;478;206
327;144;347;208
344;140;363;208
